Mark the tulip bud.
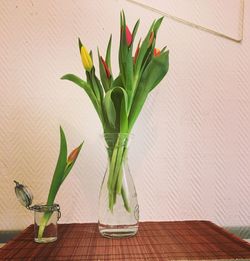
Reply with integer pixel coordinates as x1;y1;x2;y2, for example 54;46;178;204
148;32;154;47
101;57;111;78
80;46;93;72
67;147;80;165
133;40;141;64
154;48;161;57
125;26;132;46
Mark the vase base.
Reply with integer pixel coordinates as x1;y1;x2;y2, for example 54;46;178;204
34;236;57;243
99;224;138;238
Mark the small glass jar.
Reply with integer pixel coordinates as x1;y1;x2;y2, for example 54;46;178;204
33;204;61;243
14;181;61;243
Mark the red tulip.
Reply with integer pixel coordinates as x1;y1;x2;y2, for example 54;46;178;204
101;57;111;78
154;48;161;57
126;26;132;46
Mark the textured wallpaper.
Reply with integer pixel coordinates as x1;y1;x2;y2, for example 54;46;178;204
0;0;250;230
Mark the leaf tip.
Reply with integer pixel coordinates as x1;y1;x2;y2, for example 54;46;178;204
78;38;83;51
59;125;64;134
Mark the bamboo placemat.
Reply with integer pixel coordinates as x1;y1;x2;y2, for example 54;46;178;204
1;221;250;260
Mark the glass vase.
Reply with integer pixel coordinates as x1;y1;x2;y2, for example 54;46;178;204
98;133;139;238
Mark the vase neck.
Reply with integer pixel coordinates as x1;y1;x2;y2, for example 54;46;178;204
103;133;131;150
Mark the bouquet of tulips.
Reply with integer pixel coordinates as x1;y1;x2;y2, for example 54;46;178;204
62;11;169;212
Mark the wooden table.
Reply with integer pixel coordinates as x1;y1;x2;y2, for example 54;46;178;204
1;221;250;260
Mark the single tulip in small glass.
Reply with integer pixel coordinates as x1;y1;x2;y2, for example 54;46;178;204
61;11;169;238
37;127;83;241
34;204;60;243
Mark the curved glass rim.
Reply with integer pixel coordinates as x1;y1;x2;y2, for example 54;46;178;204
102;133;134;147
102;132;133;135
32;203;60;212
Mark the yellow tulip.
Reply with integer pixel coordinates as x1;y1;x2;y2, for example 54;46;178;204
80;46;93;72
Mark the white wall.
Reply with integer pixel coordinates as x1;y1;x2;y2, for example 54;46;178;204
0;0;250;230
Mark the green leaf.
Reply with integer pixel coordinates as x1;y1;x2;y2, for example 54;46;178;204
153;17;164;35
46;127;67;205
113;87;128;133
78;38;83;53
104;87;128;132
124;46;133;92
140;44;153;72
98;49;110;92
61;74;90;96
120;94;128;133
148;51;169;92
112;75;124;88
89;50;93;60
121;10;126;29
105;35;112;73
161;46;168;53
134;20;155;74
61;74;103;122
103;90;117;129
134;17;164;76
141;38;156;73
128;51;169;131
141;17;164;72
119;11;129;87
132;19;140;40
91;69;104;103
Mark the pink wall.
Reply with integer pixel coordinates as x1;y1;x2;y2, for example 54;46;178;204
0;0;249;230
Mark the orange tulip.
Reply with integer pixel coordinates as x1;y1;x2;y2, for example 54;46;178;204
67;147;81;164
154;48;161;57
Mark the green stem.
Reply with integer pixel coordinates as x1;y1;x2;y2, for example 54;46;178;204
107;146;118;190
121;186;131;212
116;147;127;194
37;212;52;239
106;134;129;212
111;145;124;192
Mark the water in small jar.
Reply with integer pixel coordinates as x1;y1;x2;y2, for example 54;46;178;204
33;204;60;243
